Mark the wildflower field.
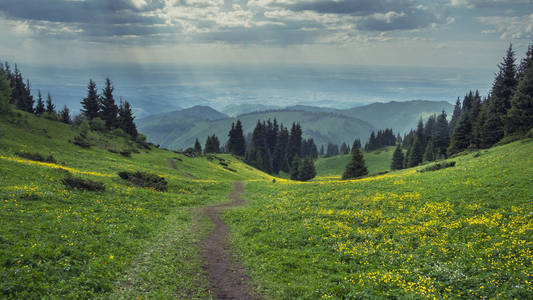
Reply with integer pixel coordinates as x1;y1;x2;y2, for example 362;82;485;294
225;140;533;299
0;112;270;298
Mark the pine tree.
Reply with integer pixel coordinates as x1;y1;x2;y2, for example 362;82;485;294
81;79;100;120
506;45;533;135
194;138;202;153
340;142;349;154
342;148;368;179
290;157;301;180
407;119;424;167
118;100;138;137
287;122;302;165
34;90;45;115
46;92;55;113
59;105;71;124
298;157;316;181
205;134;220;154
273;125;289;173
227;120;246;156
449;97;462;134
391;143;404;170
319;145;324;156
423;140;436;162
100;78;118;128
433;111;449;159
0;68;12;113
351;138;361;152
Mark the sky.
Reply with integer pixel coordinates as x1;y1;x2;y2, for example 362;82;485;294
0;0;532;115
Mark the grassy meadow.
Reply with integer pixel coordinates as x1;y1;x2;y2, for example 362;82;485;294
315;146;396;178
0;111;271;298
225;140;533;299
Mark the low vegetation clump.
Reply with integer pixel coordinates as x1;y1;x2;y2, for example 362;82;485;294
118;171;168;191
419;161;456;173
15;151;57;163
62;175;106;191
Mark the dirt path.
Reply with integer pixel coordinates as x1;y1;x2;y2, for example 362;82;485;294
201;182;258;300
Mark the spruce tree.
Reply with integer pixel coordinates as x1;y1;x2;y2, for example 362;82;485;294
351;138;361;152
290;157;300;180
423;140;436;162
319;144;324;156
81;79;100;120
273;125;289;173
506;46;533;135
0;68;12;113
194;138;202;153
449;97;462;134
227;120;246;156
433;111;449;159
34;90;45;115
46;92;55;113
100;78;118;128
118;100;137;137
205;134;220;154
59;105;71;124
407;119;424;167
298;157;316;181
391;143;404;170
287;122;302;165
340;142;349;154
342;148;368;179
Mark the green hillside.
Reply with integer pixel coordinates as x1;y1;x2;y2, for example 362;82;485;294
315;146;396;177
0;111;272;298
139;110;376;150
225;139;533;299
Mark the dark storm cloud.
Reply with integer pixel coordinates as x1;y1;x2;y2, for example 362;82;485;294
286;0;408;15
0;0;166;24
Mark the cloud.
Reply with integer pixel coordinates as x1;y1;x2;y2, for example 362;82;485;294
477;13;533;40
450;0;533;8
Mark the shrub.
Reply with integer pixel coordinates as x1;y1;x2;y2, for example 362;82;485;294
118;171;168;191
120;150;131;157
73;135;91;148
15;152;57;163
62;176;105;191
419;161;456;173
110;128;127;137
90;117;106;132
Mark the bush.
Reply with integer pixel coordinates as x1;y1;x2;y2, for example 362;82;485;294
15;152;57;163
62;176;105;191
110;128;127;137
118;171;167;191
527;128;533;138
73;135;91;148
419;161;456;173
90;117;106;132
120;150;131;157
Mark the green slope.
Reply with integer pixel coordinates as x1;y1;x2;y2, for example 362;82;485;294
315;146;397;177
0;110;272;298
225;139;533;299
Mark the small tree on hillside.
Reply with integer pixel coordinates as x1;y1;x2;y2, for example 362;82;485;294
34;90;45;115
194;138;202;153
46;92;55;114
342;148;368;179
0;68;12;113
298;157;316;181
59;105;71;124
100;78;118;128
391;143;404;170
351;138;361;153
290;157;301;180
118;100;138;137
81;79;100;120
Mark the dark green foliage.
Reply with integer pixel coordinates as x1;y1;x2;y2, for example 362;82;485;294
59;105;71;124
62;176;105;191
118;100;138;137
423;140;436;162
204;134;220;153
81;79;100;120
351;138;361;152
342;148;368;179
9;65;34;113
391;144;404;170
297;157;316;181
265;119;278;154
34;90;45;116
45;92;55;114
118;171;168;191
287;122;302;165
326;143;339;157
15;152;56;163
407;119;424;167
227;119;246;156
319;144;324;156
365;128;397;151
290;157;300;180
0;67;11;113
433;111;449;159
301;138;319;159
340;142;349;154
273;125;289;174
73;120;91;148
506;45;533;135
419;161;456;173
194;138;202;153
90;117;106;132
99;78;118;128
120;150;131;157
449;97;461;134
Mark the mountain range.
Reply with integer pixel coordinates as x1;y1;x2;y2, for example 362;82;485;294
137;100;453;150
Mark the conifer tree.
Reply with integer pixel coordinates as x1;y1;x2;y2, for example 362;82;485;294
34;90;45;115
340;142;349;154
194;138;202;153
351;138;361;152
319;144;324;156
423;140;436;162
287;122;302;165
81;79;100;120
407;119;424;167
205;134;220;154
298;157;316;181
273;124;289;173
46;92;55;113
506;45;533;135
59;105;71;124
342;148;368;179
0;68;12;113
100;78;118;128
449;97;462;134
433;111;449;159
290;157;301;180
227;119;246;156
391;143;404;170
118;100;138;137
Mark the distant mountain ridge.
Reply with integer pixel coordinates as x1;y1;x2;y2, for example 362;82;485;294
137;100;453;150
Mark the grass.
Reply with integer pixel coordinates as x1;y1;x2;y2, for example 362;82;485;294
315;146;397;178
224;139;533;299
0;110;270;298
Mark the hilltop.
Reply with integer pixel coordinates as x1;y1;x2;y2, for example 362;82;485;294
137;100;452;150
